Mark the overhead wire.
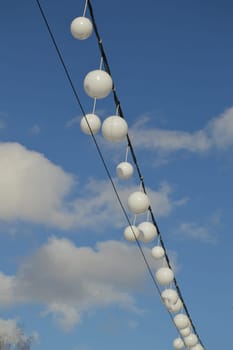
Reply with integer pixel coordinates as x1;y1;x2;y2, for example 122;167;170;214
87;1;204;347
35;0;204;348
34;0;163;298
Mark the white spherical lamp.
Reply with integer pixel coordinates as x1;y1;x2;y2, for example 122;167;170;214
127;191;150;214
174;314;190;330
184;334;198;348
151;246;165;259
180;326;191;337
190;344;204;350
84;70;113;99
138;222;157;243
80;114;101;135
173;338;184;350
116;162;134;179
102;116;128;142
70;17;93;40
169;298;183;313
155;267;174;285
124;225;140;242
161;288;179;307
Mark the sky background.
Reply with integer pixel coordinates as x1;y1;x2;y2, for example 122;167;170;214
0;0;233;349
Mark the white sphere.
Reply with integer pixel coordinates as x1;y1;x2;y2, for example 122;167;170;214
151;246;165;259
116;162;134;179
155;267;174;285
127;191;150;214
190;344;204;350
169;298;183;313
102;116;128;142
70;17;93;40
173;338;184;350
161;288;179;307
80;114;101;135
138;222;157;243
174;314;190;330
184;334;198;348
84;70;113;99
180;326;191;337
124;225;140;242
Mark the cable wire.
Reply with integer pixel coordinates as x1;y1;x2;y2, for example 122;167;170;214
34;0;162;298
35;0;205;347
87;1;205;347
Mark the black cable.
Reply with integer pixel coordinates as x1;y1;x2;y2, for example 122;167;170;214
34;0;162;303
35;0;204;347
87;0;204;347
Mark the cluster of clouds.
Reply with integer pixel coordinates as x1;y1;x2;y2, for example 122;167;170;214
130;106;233;154
0;318;37;350
1;107;232;232
0;237;167;331
0;142;185;230
1;106;232;337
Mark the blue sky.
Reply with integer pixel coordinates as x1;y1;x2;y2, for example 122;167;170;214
0;0;233;349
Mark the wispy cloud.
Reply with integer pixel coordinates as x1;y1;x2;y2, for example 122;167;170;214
175;220;218;244
29;124;41;135
0;120;5;130
0;142;184;231
127;319;138;330
0;318;38;350
0;237;168;331
130;106;233;155
70;179;187;231
66;110;105;128
65;116;81;128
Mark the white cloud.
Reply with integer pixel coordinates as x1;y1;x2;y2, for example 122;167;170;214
0;142;76;229
130;107;233;154
0;237;168;331
0;318;38;349
0;143;182;230
71;179;186;230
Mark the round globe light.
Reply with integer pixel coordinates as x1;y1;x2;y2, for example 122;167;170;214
161;288;179;307
127;191;150;214
184;334;198;348
80;114;101;135
155;267;174;286
151;246;165;259
116;162;134;179
174;314;190;330
124;225;140;242
102;116;128;142
138;222;158;243
173;338;184;350
169;298;183;313
180;326;191;337
70;17;93;40
190;344;204;350
84;70;113;99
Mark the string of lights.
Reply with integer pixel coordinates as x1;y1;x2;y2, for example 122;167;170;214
85;2;205;349
35;0;205;349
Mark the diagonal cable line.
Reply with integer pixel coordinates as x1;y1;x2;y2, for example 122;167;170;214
35;0;205;348
34;0;162;300
87;1;205;347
